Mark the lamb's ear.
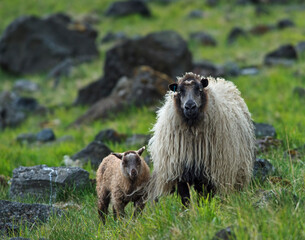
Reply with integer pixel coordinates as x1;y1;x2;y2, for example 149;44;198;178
112;153;123;159
201;78;209;88
168;83;178;92
136;146;146;156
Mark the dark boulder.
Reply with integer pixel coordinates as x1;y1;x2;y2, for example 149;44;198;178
277;18;295;29
0;13;98;74
240;67;259;75
126;134;151;147
15;97;39;112
253;158;275;182
72;66;172;125
36;128;56;142
16;133;37;144
13;80;39;93
192;60;224;77
9;165;90;202
101;31;128;44
187;10;204;18
75;31;191;105
254;122;276;138
189;32;217;46
227;27;248;44
250;24;275;35
264;44;298;66
293;86;305;98
296;41;305;56
0;200;62;235
94;128;126;143
105;0;151;17
71;141;112;169
212;226;235;240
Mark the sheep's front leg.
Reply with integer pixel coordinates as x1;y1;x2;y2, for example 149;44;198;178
112;191;127;220
97;187;110;224
177;181;190;207
133;198;145;218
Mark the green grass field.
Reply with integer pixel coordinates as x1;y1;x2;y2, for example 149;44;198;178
0;0;305;239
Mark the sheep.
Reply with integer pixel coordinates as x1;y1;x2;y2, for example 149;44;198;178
96;146;150;223
147;72;256;206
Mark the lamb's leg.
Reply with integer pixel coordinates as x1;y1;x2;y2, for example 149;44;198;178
133;198;145;218
97;188;110;224
112;191;127;220
177;181;190;207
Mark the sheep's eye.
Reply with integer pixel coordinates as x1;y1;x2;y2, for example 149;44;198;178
194;85;200;94
179;88;185;95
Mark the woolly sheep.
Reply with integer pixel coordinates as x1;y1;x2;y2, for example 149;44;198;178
147;72;255;205
96;146;150;223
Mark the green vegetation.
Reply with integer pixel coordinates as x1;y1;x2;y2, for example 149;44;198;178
0;0;305;239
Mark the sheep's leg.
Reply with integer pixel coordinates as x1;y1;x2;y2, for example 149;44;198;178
97;188;110;223
177;181;190;207
112;191;127;220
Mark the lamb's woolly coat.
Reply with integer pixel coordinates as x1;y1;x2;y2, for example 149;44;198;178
148;75;255;199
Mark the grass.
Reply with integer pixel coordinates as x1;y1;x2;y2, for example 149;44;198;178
0;0;305;239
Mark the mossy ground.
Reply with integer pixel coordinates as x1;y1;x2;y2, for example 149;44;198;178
0;0;305;239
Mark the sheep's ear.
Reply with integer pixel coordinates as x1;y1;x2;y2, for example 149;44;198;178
168;83;178;92
201;78;209;88
112;153;123;159
137;146;146;156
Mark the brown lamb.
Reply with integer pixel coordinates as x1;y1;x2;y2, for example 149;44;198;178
96;146;150;223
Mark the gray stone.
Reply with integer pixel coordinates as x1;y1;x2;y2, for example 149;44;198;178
36;128;56;142
212;226;235;240
189;32;217;46
253;158;275;182
277;18;295;29
0;91;26;130
254;122;276;138
187;10;204;18
264;44;297;66
75;30;192;105
101;31;128;44
94;128;126;143
13;80;39;93
15;97;39;112
16;133;37;144
0;13;98;74
9;165;89;202
240;67;259;75
192;60;224;78
0;200;61;235
227;27;247;45
222;62;240;77
126;134;150;147
293;86;305;98
296;41;305;56
105;0;151;17
71;141;112;169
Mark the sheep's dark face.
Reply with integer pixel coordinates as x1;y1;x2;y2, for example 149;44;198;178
169;78;208;125
113;147;145;181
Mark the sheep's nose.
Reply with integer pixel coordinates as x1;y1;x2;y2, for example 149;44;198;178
185;101;196;110
131;169;137;177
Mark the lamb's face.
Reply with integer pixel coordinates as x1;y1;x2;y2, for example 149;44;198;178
121;153;142;181
169;78;208;124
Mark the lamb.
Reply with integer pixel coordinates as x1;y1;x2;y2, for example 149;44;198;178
148;72;256;205
96;146;150;223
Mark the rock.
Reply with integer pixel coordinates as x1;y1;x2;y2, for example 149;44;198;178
189;32;217;46
254;122;276;138
250;24;275;35
9;165;90;202
264;44;298;66
36;128;56;142
192;60;224;78
277;18;295;29
94;128;126;143
227;27;247;45
0;91;26;130
206;0;219;6
187;10;204;18
255;6;270;16
212;226;235;240
101;31;128;44
126;134;150;147
222;62;240;77
15;97;39;112
253;158;275;182
296;41;305;56
72;66;172;125
256;136;282;153
240;67;259;75
75;30;192;105
16;133;37;144
71;141;112;169
0;200;62;235
293;86;305;98
13;80;39;93
105;0;151;17
0;13;98;74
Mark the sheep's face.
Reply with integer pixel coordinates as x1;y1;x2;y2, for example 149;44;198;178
113;147;145;181
169;78;208;125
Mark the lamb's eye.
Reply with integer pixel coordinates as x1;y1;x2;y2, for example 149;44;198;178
179;88;185;95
